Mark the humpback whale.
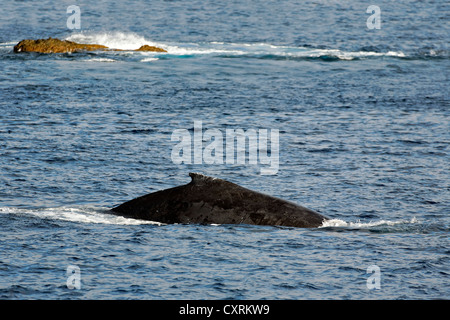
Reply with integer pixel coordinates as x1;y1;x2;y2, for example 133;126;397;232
112;173;328;228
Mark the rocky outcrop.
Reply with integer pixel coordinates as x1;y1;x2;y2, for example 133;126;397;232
14;38;108;53
135;44;167;52
14;37;167;53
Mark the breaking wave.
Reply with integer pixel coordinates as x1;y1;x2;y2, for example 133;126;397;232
66;32;160;51
64;31;412;61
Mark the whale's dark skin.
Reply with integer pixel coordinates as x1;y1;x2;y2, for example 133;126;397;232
111;173;328;228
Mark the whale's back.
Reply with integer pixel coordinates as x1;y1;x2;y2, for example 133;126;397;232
112;173;328;228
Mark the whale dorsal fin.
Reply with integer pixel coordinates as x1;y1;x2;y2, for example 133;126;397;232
189;172;219;186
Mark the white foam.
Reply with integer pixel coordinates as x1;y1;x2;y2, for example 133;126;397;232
155;42;245;56
85;58;117;62
319;217;418;228
0;42;17;47
66;31;165;51
64;32;406;59
0;206;162;226
329;50;406;60
140;57;159;62
184;42;406;60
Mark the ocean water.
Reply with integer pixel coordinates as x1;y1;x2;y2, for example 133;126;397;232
0;0;449;300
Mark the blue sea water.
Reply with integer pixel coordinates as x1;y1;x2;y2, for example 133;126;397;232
0;0;449;300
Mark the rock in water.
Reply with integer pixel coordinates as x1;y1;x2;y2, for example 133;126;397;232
13;38;108;53
13;37;168;53
135;44;168;52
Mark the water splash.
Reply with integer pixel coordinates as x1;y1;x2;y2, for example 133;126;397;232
66;31;160;51
320;217;419;228
62;31;408;60
0;206;162;226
